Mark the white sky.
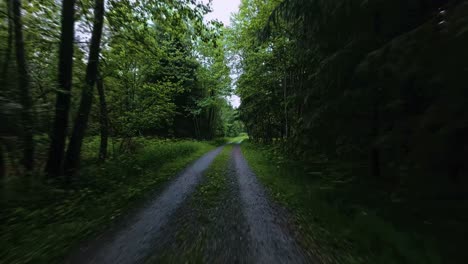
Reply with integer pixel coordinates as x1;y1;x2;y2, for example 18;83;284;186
204;0;241;26
203;0;241;108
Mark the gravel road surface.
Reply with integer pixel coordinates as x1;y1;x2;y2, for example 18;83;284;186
69;145;313;264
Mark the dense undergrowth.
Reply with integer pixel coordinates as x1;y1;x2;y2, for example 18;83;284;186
241;140;467;264
0;138;220;263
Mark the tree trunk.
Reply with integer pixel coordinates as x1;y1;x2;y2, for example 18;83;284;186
0;142;5;178
1;0;13;177
371;93;381;179
209;106;215;139
45;0;77;177
13;0;34;171
208;90;215;139
97;75;108;161
64;0;105;176
283;73;288;139
193;116;200;140
1;0;13;90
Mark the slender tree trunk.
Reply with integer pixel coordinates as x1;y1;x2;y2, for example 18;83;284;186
96;75;108;161
370;12;382;180
193;116;200;140
0;142;5;178
45;0;77;177
371;93;381;179
208;90;216;139
283;73;288;139
64;0;105;176
1;0;13;90
13;0;34;171
1;0;13;178
209;106;215;139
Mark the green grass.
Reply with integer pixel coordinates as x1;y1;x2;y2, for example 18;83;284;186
150;145;233;263
226;133;249;144
0;138;219;264
193;145;232;209
240;141;447;264
215;133;249;145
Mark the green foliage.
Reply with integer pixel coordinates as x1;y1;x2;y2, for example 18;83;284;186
227;133;249;144
0;0;240;179
230;0;468;193
99;0;227;138
2;0;467;262
240;141;459;264
1;0;242;258
0;138;218;263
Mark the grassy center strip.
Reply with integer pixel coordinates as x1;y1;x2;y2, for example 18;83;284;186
147;145;236;263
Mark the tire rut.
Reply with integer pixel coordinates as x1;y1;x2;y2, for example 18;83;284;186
232;144;310;264
69;144;314;264
146;147;250;263
68;146;224;264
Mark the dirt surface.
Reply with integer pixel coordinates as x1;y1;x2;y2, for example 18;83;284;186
146;147;250;263
232;144;309;263
69;145;313;264
68;147;224;264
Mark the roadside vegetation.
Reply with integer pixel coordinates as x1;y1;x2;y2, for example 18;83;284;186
1;0;467;262
227;133;249;144
232;0;468;263
0;0;243;261
241;140;467;264
0;138;220;263
1;0;243;179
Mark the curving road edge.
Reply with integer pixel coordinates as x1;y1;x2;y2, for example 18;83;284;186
68;146;224;264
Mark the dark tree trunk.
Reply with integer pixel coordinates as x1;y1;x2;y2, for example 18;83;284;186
64;0;105;176
371;94;381;179
1;0;13;90
208;90;215;139
0;142;5;178
13;0;34;171
97;75;108;161
45;0;76;177
283;73;288;139
0;0;12;177
371;147;381;178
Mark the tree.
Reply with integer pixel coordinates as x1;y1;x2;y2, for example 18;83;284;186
1;0;12;90
45;0;77;177
1;0;234;178
12;0;34;171
0;0;13;178
64;0;105;176
97;75;108;161
230;0;468;192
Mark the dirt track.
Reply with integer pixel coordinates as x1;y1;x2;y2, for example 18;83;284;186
69;145;312;264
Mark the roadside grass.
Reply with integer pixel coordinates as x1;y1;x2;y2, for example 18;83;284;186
214;133;249;145
151;145;233;263
240;140;451;264
226;133;249;144
0;138;219;264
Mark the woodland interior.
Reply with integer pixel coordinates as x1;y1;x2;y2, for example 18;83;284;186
1;0;468;263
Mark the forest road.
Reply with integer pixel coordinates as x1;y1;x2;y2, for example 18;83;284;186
67;146;224;264
230;144;310;263
68;144;313;264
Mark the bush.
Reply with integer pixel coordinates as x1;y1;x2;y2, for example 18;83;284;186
0;138;217;263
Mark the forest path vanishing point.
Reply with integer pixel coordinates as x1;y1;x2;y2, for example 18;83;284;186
68;144;313;264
